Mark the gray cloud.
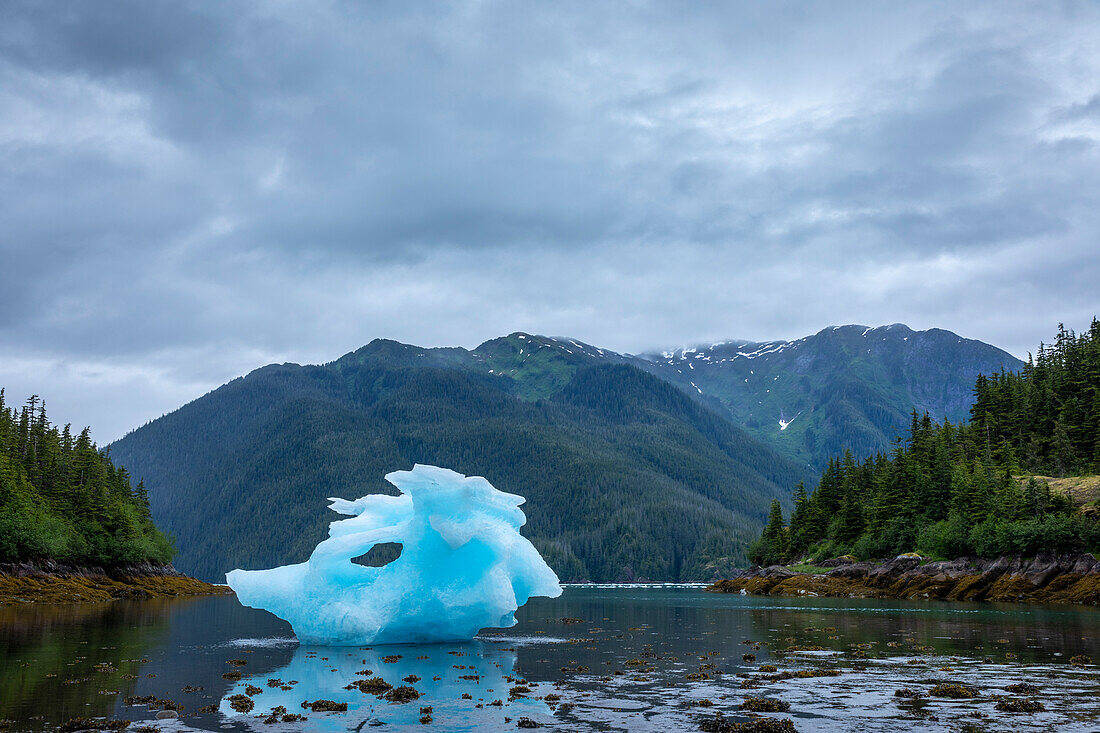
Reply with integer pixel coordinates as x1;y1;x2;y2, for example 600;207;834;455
1;1;1099;441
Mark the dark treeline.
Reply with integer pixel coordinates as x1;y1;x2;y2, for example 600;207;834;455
751;320;1100;565
971;320;1100;476
0;389;174;566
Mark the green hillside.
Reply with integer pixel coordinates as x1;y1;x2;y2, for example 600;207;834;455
110;352;808;582
639;324;1024;467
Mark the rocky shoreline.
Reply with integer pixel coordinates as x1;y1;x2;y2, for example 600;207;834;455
707;552;1100;606
0;560;232;605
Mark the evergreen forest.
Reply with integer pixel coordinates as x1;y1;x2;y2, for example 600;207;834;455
0;389;174;566
110;356;808;582
751;320;1100;566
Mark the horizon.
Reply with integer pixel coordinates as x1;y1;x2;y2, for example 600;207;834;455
4;318;1043;445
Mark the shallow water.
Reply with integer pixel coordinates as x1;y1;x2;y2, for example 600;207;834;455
1;587;1098;731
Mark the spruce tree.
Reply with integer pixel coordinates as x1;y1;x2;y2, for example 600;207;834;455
787;483;809;557
758;500;788;566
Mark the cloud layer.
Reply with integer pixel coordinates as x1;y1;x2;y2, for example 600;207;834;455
2;1;1099;441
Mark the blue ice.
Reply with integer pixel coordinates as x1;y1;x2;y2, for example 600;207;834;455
226;465;562;645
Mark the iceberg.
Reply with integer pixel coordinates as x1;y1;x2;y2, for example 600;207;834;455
226;464;562;645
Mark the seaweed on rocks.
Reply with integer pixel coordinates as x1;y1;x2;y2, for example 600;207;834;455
300;699;347;712
57;719;130;732
346;676;392;694
929;683;979;699
700;712;797;732
739;696;791;712
995;698;1045;712
1004;683;1040;694
384;685;421;703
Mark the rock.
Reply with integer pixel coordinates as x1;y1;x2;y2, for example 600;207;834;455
759;565;795;579
827;562;874;579
707;552;1100;606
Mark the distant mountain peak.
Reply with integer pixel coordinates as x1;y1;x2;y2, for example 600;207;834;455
815;323;915;338
634;323;1023;467
476;333;617;360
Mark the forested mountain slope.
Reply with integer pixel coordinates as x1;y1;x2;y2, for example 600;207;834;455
110;324;1023;581
750;319;1100;566
330;326;1023;471
638;324;1023;467
110;349;807;582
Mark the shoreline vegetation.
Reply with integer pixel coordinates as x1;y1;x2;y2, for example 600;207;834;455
1;390;229;604
0;390;175;567
0;560;231;605
707;552;1100;606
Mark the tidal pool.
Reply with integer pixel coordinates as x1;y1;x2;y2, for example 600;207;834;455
1;586;1097;731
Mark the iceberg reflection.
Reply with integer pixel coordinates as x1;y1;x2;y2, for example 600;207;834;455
220;641;554;731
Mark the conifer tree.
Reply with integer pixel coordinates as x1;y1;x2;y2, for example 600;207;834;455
0;390;174;566
753;500;788;566
787;483;810;557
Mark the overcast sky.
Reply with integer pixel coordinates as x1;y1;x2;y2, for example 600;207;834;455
2;1;1099;442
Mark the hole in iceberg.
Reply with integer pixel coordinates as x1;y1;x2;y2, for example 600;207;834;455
351;542;403;568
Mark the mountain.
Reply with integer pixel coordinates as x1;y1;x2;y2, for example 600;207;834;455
749;318;1100;566
637;324;1024;467
355;325;1023;469
109;341;808;582
109;324;1023;582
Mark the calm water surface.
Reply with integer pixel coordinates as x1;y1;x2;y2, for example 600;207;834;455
1;587;1098;732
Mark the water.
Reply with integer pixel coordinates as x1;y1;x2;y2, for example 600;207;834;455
1;587;1098;732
